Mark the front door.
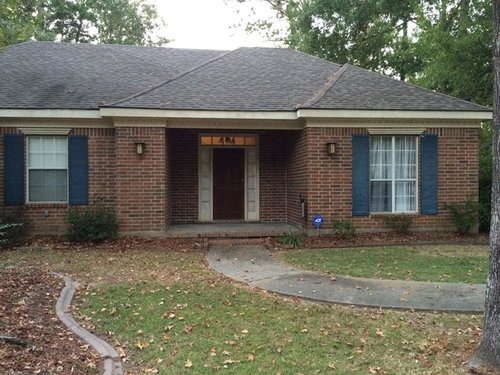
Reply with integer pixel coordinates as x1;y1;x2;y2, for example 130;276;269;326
213;148;245;220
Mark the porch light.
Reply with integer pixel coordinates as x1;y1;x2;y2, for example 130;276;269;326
135;141;145;155
327;142;337;155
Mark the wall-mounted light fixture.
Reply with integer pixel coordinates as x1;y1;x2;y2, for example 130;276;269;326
326;142;337;156
135;141;145;155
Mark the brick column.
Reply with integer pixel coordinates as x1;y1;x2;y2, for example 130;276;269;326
115;127;167;234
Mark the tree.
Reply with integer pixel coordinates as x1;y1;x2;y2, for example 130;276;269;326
0;0;51;46
470;0;500;369
413;0;493;105
0;0;168;47
234;0;422;80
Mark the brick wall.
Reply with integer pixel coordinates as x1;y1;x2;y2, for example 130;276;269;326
0;127;116;234
115;127;167;233
286;129;308;226
295;127;479;232
169;129;198;223
258;131;287;222
0;124;480;235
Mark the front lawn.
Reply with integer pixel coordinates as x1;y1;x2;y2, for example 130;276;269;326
277;245;489;283
0;239;494;374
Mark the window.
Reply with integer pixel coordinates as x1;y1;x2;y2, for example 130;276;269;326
370;136;417;213
27;136;68;202
200;135;256;146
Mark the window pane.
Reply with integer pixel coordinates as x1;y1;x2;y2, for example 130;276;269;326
200;136;212;145
370;136;392;180
371;181;392;212
29;170;67;202
28;136;67;169
395;136;416;151
234;137;245;146
245;137;256;146
394;181;416;212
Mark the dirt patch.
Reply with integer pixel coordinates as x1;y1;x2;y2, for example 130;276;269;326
0;267;99;374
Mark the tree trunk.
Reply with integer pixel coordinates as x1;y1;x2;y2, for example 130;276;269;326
470;0;500;369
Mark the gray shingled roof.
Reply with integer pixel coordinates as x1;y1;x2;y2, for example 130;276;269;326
0;42;489;112
0;42;226;109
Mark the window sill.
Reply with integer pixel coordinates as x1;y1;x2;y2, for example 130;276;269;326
26;202;68;208
370;212;419;216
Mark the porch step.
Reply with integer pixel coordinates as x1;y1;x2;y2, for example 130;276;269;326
208;237;271;248
166;223;301;239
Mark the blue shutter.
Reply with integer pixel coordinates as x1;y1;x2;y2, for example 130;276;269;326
4;134;25;205
352;135;370;216
420;134;438;215
68;135;88;205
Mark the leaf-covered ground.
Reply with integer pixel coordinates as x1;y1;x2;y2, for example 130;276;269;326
0;267;99;374
0;234;498;375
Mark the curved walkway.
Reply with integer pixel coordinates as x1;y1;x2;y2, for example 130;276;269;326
207;244;486;313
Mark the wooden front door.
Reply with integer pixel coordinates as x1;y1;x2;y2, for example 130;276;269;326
213;148;245;220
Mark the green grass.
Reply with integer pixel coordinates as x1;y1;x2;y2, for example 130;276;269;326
278;245;489;283
78;280;483;375
0;244;491;374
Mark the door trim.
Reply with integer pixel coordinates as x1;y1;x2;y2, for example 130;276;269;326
198;134;259;221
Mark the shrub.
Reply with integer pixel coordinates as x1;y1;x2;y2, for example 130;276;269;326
277;232;303;248
384;215;413;234
66;206;118;242
331;219;356;239
444;195;480;234
0;209;26;249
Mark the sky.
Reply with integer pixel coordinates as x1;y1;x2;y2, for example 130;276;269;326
147;0;282;50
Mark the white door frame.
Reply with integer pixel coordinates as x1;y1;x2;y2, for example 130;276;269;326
198;134;259;221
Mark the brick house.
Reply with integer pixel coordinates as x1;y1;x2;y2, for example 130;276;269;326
0;42;491;235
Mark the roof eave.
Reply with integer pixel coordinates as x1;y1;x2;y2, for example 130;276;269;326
0;108;101;119
99;107;298;120
297;109;492;121
0;107;491;123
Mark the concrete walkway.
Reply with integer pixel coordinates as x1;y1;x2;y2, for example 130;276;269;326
56;276;124;375
207;245;486;313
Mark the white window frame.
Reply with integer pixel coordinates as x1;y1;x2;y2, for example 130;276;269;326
370;135;418;214
26;135;69;203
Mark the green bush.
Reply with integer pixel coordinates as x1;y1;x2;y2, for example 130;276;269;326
331;219;356;239
444;195;480;234
384;215;413;234
0;209;26;249
277;232;303;248
66;206;118;242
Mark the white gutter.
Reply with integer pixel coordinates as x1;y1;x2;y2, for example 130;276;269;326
297;109;492;120
0;109;101;119
99;108;298;120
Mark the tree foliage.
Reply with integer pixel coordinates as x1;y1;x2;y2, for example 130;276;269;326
0;0;168;47
414;0;492;105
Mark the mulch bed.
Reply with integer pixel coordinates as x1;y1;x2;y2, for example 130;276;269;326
0;267;100;374
275;231;489;250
